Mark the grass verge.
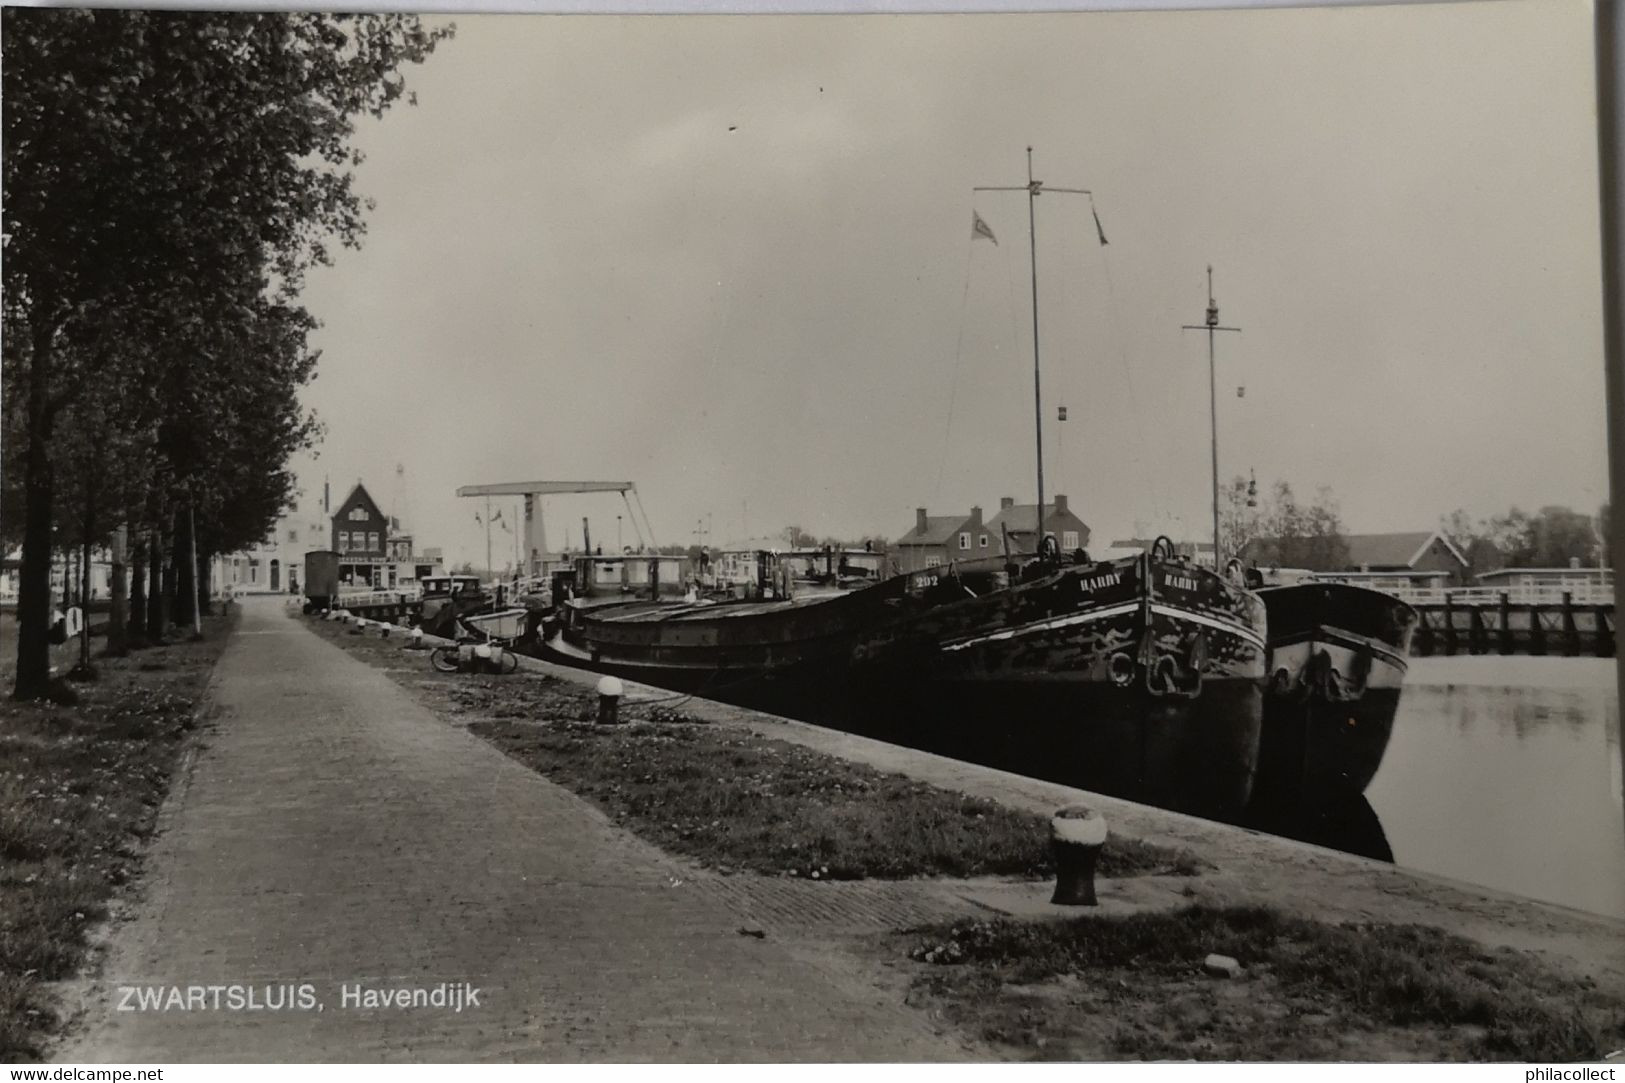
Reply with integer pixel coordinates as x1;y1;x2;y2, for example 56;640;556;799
0;611;235;1061
905;906;1625;1061
306;614;1202;881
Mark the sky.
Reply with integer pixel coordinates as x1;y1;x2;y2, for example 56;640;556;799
289;0;1610;568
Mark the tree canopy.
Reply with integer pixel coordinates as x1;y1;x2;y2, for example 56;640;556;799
1226;478;1351;572
3;10;452;698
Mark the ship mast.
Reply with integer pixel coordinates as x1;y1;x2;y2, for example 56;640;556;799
975;148;1096;555
1182;266;1242;569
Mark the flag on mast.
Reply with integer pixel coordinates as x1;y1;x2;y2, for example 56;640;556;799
971;210;998;245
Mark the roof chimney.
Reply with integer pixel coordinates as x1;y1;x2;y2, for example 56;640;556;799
916;507;928;534
970;505;983;529
1000;496;1015;510
1054;494;1068;516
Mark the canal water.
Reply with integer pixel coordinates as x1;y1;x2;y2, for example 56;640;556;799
732;655;1623;920
1364;657;1623;919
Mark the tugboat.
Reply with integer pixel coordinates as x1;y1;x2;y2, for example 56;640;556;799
1242;566;1418;805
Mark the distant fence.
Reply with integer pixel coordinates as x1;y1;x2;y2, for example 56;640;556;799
1378;583;1614;607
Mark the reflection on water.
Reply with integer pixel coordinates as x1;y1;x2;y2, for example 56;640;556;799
1240;794;1394;864
722;656;1623;919
1367;658;1623;919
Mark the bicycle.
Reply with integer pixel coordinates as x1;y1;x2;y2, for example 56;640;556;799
429;614;522;675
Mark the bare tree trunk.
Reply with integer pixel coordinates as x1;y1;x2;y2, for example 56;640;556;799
181;499;201;638
129;533;148;650
78;525;93;675
108;525;129;657
197;545;213;618
159;516;176;639
14;321;59;701
147;526;166;643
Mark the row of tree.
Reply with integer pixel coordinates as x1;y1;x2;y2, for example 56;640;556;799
1221;478;1352;570
1439;504;1610;574
1217;473;1608;575
3;11;450;699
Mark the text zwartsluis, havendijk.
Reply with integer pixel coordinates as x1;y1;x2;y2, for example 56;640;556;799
114;982;484;1013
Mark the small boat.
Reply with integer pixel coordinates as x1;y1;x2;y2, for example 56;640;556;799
1241;565;1418;806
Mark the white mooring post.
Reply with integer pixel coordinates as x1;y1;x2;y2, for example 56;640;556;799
597;675;624;724
1050;806;1108;906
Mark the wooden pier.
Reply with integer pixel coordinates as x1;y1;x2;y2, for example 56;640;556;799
1409;591;1615;658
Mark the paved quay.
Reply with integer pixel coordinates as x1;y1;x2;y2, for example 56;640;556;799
463;615;1625;992
61;597;979;1063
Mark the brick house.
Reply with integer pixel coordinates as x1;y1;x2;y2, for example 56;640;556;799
982;495;1091;557
894;506;994;573
332;482;390;587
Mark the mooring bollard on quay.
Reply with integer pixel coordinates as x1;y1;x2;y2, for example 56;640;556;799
597;675;623;725
1050;805;1107;906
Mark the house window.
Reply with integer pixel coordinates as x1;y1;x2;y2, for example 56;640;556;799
367;532;379;551
979;534;989;549
287;528;298;543
338;531;350;551
925;556;943;568
1063;531;1080;551
958;532;971;551
349;508;367;521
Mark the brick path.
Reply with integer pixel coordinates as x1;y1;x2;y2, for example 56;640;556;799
62;598;978;1062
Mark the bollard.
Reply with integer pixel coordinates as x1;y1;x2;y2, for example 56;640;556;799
408;626;424;650
379;622;391;639
1050;806;1107;906
597;675;624;724
458;641;476;671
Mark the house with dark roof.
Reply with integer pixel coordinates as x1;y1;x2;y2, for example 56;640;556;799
1239;529;1470;587
983;495;1091;558
894;506;992;573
